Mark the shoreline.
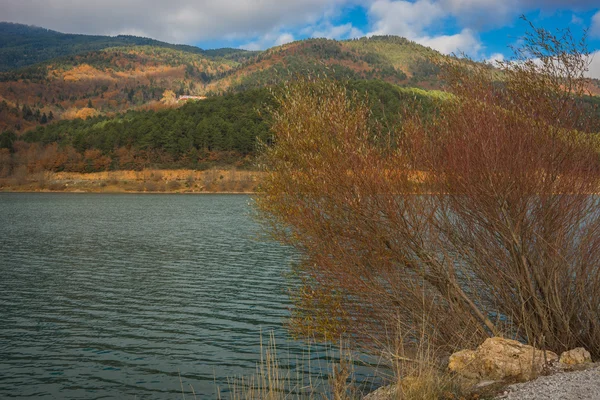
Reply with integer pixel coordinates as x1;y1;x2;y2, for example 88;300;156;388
0;188;256;194
0;168;265;195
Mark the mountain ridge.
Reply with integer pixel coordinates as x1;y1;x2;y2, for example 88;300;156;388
0;22;258;71
1;22;599;186
0;23;446;133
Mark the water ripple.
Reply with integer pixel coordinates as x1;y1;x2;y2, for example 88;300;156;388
0;193;325;399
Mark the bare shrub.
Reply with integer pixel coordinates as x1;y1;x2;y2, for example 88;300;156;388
10;165;28;186
167;180;181;191
33;171;49;190
144;181;158;192
0;148;12;178
107;173;120;186
203;168;217;190
185;173;196;188
48;182;66;191
256;23;600;360
150;171;164;182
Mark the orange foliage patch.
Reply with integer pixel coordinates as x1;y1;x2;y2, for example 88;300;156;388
62;107;100;120
62;64;115;82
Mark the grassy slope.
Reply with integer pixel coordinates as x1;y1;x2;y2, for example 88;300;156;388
205;37;444;93
343;36;441;74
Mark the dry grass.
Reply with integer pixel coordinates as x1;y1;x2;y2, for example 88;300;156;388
216;333;358;400
208;328;491;400
0;168;265;193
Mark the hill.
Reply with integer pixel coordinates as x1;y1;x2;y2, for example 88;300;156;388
1;23;598;191
0;81;442;178
0;45;243;131
0;26;445;133
0;22;256;71
204;36;443;93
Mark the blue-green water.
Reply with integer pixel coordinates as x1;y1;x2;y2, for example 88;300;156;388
0;193;334;399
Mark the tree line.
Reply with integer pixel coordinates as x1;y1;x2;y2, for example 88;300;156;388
0;81;440;176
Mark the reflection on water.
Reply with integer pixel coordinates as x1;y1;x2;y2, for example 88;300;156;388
0;193;338;399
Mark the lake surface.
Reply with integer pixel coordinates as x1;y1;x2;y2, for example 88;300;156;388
0;193;342;399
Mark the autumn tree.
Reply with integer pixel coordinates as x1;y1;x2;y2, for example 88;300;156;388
83;149;112;172
161;89;176;105
256;24;600;360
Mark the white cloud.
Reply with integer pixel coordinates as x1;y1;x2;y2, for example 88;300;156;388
364;0;599;59
366;1;483;56
309;22;364;40
486;52;506;64
587;51;600;80
240;31;295;51
523;0;599;8
0;0;597;57
571;14;584;25
417;29;481;55
439;0;515;28
503;52;600;80
428;0;597;30
591;11;600;38
275;33;295;46
0;0;349;44
368;0;445;38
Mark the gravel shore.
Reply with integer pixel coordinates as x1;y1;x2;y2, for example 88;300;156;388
496;365;600;400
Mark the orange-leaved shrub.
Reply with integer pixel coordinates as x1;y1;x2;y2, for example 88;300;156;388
255;24;600;360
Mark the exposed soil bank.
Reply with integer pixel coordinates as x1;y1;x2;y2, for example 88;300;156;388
0;169;265;194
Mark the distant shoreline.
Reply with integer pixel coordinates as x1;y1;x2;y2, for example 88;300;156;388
0;168;264;195
0;189;255;194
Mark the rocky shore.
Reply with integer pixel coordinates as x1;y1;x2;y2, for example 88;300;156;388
497;365;600;399
364;338;597;400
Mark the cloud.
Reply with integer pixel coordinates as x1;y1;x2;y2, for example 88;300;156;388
240;31;296;51
592;11;600;38
309;22;364;40
439;0;515;28
571;14;584;25
523;0;599;8
417;29;481;55
369;0;445;38
0;0;349;44
275;33;295;46
588;51;600;79
0;0;597;58
434;0;597;30
364;0;599;57
486;53;506;64
366;1;483;56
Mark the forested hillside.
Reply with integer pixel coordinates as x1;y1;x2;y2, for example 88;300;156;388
0;24;446;134
0;22;252;71
0;46;240;132
1;22;597;183
0;81;443;176
204;36;443;93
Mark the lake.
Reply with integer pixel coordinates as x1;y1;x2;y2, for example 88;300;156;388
0;193;342;399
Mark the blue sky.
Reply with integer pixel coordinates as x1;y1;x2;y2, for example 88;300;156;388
1;1;600;76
